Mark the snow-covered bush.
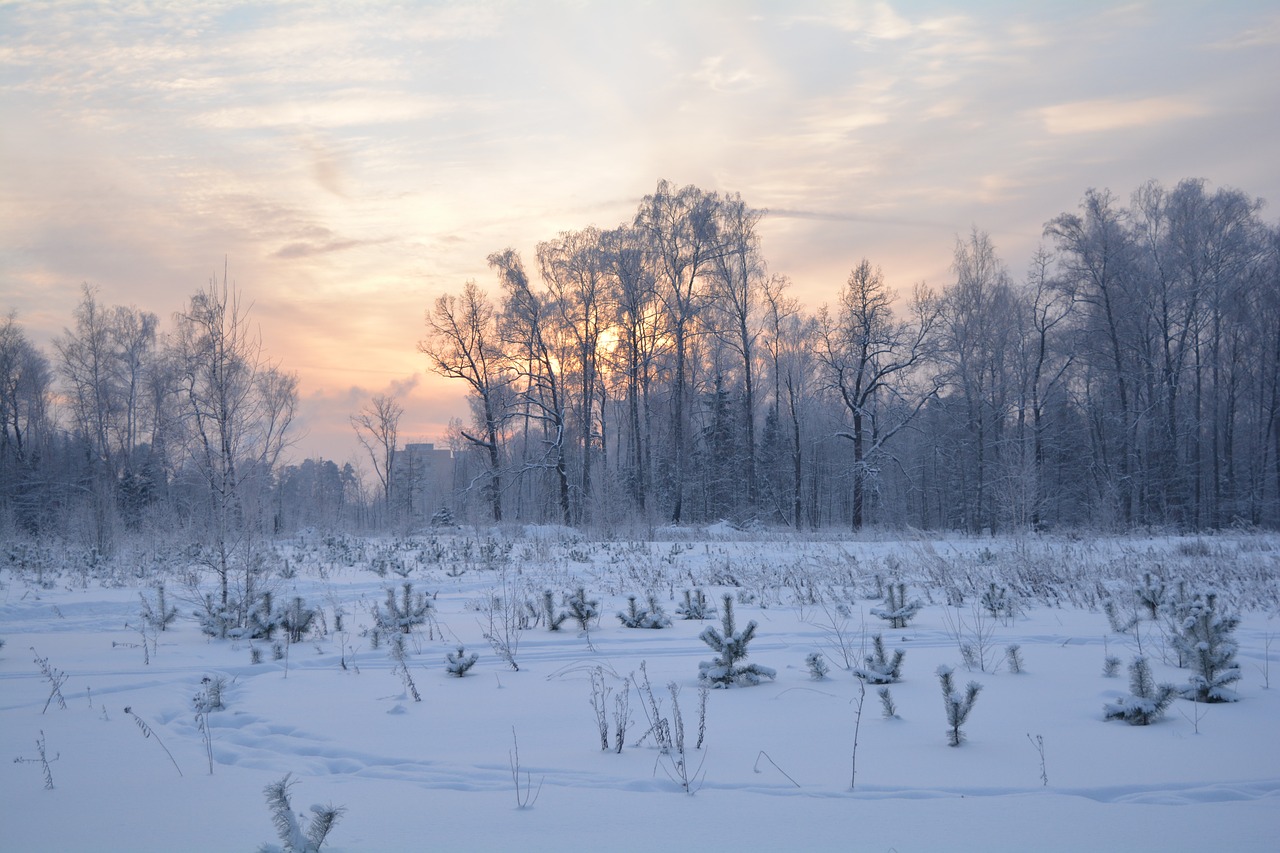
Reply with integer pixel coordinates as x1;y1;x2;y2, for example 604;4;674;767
373;582;433;636
1103;656;1176;725
805;651;829;680
698;595;776;688
617;593;671;629
1175;591;1241;703
981;582;1015;621
444;645;478;677
676;588;711;620
279;596;317;643
871;582;921;629
541;589;568;631
937;665;982;746
564;587;600;632
853;633;905;684
139;584;177;632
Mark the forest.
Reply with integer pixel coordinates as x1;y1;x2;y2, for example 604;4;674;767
3;177;1279;553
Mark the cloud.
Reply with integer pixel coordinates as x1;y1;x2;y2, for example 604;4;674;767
272;236;391;260
1036;97;1207;135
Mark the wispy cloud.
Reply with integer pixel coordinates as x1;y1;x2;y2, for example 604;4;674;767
1037;97;1207;135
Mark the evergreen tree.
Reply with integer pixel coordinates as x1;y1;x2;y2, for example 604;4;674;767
698;595;776;687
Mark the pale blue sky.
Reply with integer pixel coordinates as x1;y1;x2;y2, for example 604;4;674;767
3;1;1278;462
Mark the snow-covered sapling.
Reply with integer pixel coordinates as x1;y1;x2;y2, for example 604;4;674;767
617;594;671;629
853;633;905;684
676;588;711;620
280;596;317;643
444;645;478;677
805;651;829;680
981;583;1015;621
1005;643;1024;674
871;583;921;629
139;584;178;632
937;665;982;746
261;772;345;853
1134;572;1166;620
878;687;899;719
541;589;568;631
697;595;776;687
1175;591;1241;703
564;587;600;632
375;582;433;636
1103;656;1176;725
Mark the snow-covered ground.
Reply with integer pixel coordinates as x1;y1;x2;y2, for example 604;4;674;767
2;531;1277;852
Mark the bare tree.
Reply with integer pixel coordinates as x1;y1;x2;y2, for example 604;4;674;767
707;193;766;511
420;280;508;523
350;394;403;523
635;180;725;522
818;260;939;530
170;269;297;614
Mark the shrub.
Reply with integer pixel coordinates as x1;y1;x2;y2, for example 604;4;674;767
374;583;432;636
805;651;829;680
564;587;600;632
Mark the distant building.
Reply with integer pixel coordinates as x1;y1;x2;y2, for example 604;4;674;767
392;442;454;522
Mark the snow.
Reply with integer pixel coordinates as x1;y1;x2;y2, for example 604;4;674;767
2;532;1278;851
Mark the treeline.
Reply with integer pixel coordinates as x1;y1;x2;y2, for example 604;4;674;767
423;178;1280;532
3;176;1278;551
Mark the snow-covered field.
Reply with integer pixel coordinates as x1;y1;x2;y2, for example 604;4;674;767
2;530;1277;852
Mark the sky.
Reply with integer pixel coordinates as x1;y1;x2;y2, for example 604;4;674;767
3;0;1279;467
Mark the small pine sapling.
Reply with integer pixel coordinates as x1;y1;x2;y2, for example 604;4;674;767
1134;572;1166;620
1005;643;1024;674
140;584;178;631
444;645;478;677
564;587;600;632
375;582;433;636
878;686;899;719
981;583;1015;621
1103;656;1177;725
280;597;317;643
676;588;711;620
1175;591;1241;703
937;665;982;746
261;773;345;853
853;633;905;684
542;589;568;631
248;592;283;640
805;651;830;680
697;595;776;687
617;594;672;629
389;635;421;702
1103;597;1140;636
871;582;921;628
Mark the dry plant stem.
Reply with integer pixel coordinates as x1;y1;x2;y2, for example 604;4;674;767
850;677;866;790
124;707;183;776
1027;733;1048;786
13;729;58;789
509;727;542;809
754;750;801;788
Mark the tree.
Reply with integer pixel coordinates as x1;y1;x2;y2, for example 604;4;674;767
350;394;403;523
420;280;508;523
0;313;55;533
635;180;725;522
707;193;766;511
491;249;571;524
818;260;939;530
170;269;297;616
